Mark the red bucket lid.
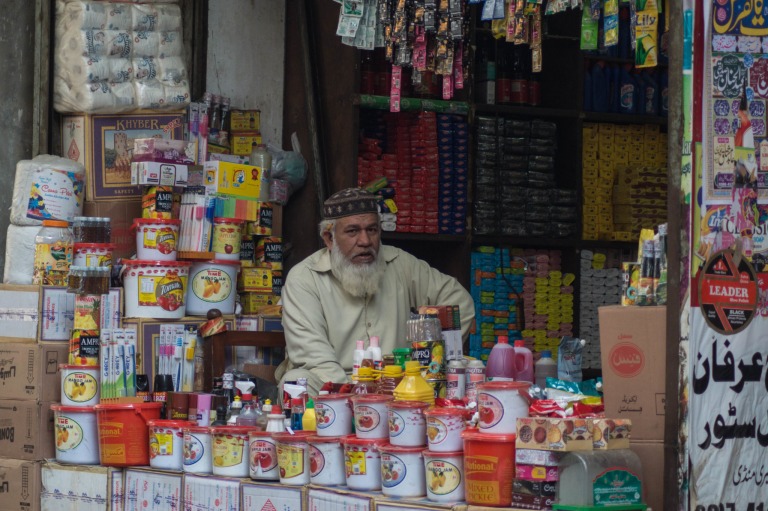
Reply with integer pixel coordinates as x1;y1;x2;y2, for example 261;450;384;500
147;419;189;429
134;218;182;226
461;427;517;443
422;449;464;458
59;364;99;370
351;394;394;404
315;393;353;401
343;436;389;448
51;404;96;413
387;400;428;410
249;430;276;438
214;217;244;224
210;426;254;436
94;402;163;411
307;434;348;444
379;443;426;454
193;259;242;266
74;243;116;250
184;425;211;434
272;431;313;443
424;406;465;417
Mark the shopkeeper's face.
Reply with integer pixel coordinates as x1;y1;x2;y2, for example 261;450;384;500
323;213;381;265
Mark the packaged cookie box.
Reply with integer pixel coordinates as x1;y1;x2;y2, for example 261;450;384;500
516;417;593;451
591;418;632;449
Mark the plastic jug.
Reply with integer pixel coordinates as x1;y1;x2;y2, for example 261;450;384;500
534;350;558;389
393;361;435;405
513;340;534;384
485;336;517;381
556;449;645;507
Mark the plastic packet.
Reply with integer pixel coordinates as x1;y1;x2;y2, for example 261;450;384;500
267;133;307;197
558;336;585;382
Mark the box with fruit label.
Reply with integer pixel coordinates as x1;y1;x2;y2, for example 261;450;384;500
515;417;593;452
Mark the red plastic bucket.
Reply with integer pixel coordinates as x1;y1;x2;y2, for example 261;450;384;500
462;428;517;506
94;402;162;466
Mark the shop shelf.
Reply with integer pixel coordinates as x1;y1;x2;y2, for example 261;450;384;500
474;103;580;119
382;231;466;243
355;94;469;115
471;235;581;249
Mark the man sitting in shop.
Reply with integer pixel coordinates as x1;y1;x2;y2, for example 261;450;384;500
276;187;475;395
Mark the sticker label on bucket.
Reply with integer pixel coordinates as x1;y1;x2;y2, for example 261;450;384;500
426;459;462;495
345;448;367;476
192;268;233;303
150;430;175;457
143;227;177;255
355;405;380;432
184;433;205;465
213;433;246;467
427;417;448;444
315;403;336;428
55;416;84;451
388;411;405;437
251;439;277;473
277;443;305;479
138;273;186;311
310;445;325;477
63;372;98;403
478;392;504;429
382;453;407;488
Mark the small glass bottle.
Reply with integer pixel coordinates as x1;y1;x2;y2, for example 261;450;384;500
249;144;272;202
290;398;304;431
210;405;228;426
227;395;242;425
256;399;272;431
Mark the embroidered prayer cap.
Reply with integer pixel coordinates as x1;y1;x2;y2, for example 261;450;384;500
323;187;378;220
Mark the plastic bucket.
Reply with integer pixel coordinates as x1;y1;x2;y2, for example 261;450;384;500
60;364;100;406
380;444;426;498
73;243;115;268
186;259;240;316
183;425;212;474
211;426;251;477
249;430;279;480
94;402;162;466
148;419;187;471
212;217;244;261
122;260;191;318
462;428;516;506
343;436;388;491
52;404;100;465
387;400;427;447
308;435;347;486
314;393;353;437
274;431;313;486
133;218;180;261
352;394;393;439
476;381;531;434
425;407;466;452
423;450;465;503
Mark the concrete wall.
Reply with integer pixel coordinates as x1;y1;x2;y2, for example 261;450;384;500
0;2;36;281
206;0;286;147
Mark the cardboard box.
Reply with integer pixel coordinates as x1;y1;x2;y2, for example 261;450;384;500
124;468;181;511
132;138;196;165
0;400;55;460
0;457;42;511
630;439;664;511
599;305;667;441
0;285;41;342
241;481;302;511
203;161;263;200
306;485;374;511
41;461;123;511
61;113;185;201
39;287;123;342
229;110;261;132
183;473;240;511
375;495;468;511
83;199;143;261
591;418;632;449
0;343;67;401
238;268;283;294
130;161;190;186
516;417;593;452
231;133;263;155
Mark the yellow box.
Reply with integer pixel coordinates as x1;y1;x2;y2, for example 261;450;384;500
598;165;616;181
516;418;593;451
628;152;644;164
599;123;616;135
582;167;599;180
240;292;281;314
229;109;261;132
203;160;263;200
582;158;599;171
238;268;283;293
583;123;599;138
231;132;263;156
644;124;660;136
583;205;599;216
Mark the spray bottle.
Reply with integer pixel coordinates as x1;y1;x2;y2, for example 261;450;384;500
235;380;260;427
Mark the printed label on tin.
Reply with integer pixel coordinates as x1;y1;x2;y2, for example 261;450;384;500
426;459;462;495
478;392;504;429
55;415;84;451
251;439;277;473
355;405;381;432
277;443;305;479
382;452;407;487
310;445;325;477
315;402;336;428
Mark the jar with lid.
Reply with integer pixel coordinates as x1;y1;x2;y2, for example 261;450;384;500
73;217;111;243
249;144;272;202
377;365;404;395
33;220;73;286
67;266;110;295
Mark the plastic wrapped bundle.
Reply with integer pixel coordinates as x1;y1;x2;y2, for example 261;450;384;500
3;224;38;284
10;155;86;226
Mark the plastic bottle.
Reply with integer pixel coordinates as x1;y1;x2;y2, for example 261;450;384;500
513;340;534;384
495;45;511;104
367;336;383;371
353;340;366;378
377;365;404;395
556;449;644;506
619;64;637;114
237;402;260;427
393;360;435;405
352;366;378;395
290;398;304;431
485;336;517;381
256;399;272;431
33;220;73;286
302;399;317;431
265;413;286;433
210;405;228;426
249;144;272;202
590;61;608;113
227;396;242;425
642;70;658;115
534;350;558;389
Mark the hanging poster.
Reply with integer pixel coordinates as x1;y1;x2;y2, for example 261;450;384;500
698;249;758;334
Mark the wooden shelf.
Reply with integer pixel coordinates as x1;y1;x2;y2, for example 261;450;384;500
383;231;467;243
582;53;669;67
355;94;469;115
582;111;668;125
472;235;581;249
178;251;216;260
474;103;580;119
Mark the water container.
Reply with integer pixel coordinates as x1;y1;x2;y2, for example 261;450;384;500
534;350;558;389
591;61;608;113
619;64;636;114
513;340;534;383
556;449;646;508
485;336;517;381
583;62;593;111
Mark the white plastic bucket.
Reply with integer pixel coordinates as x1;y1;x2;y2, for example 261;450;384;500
343;436;387;491
122;260;190;319
387;400;427;447
148;420;186;471
249;431;279;481
52;404;100;465
73;243;115;268
186;260;240;316
308;435;347;486
352;394;393;439
60;364;100;407
212;217;244;261
476;381;531;434
423;450;465;503
314;393;353;437
274;431;313;486
133;218;180;261
424;407;466;452
380;444;426;498
211;426;251;477
183;425;212;474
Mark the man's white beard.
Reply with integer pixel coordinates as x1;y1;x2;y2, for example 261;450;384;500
330;238;386;298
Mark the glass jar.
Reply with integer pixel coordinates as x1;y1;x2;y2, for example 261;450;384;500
33;220;73;286
67;266;110;295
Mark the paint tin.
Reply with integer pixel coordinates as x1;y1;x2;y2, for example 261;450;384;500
424;407;466;452
352;394;393;439
212;217;244;261
423;450;465;503
52;404;100;465
380;444;426;498
308;435;347;486
314;393;353;437
387;400;427;447
476;381;531;434
249;430;279;480
183;425;212;474
343;436;388;491
274;431;313;485
211;426;251;477
60;364;100;406
148;419;187;471
133;218;180;261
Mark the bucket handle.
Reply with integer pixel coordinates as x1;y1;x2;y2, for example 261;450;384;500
136;406;159;424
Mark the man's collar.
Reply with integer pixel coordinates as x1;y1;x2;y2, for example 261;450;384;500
309;244;398;272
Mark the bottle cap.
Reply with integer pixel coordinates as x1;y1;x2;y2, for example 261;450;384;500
403;360;422;374
356;340;365;350
541;350;552;358
357;366;375;380
514;340;525;348
381;365;403;377
42;219;70;228
306;399;314;409
370;336;380;347
291;398;304;407
497;336;509;344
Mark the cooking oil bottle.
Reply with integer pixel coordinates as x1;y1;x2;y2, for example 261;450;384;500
393;361;435;405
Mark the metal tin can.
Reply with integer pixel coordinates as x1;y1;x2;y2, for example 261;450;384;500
465;359;486;404
446;359;466;399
